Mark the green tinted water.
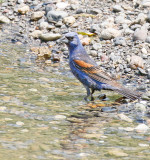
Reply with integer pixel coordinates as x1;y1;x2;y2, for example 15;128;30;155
0;43;149;160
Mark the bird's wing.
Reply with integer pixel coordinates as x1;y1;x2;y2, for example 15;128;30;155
73;59;122;88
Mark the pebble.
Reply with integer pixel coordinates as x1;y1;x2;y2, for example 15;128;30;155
0;15;10;23
39;21;49;30
16;121;24;126
146;36;150;43
142;0;150;7
29;30;42;38
113;37;126;46
141;47;147;54
92;43;102;50
135;103;147;112
21;129;29;133
113;5;123;12
147;69;150;79
133;24;149;41
17;0;24;4
135;13;147;24
130;55;144;69
138;143;149;147
39;33;61;41
47;10;68;22
101;28;121;40
119;127;134;132
108;148;128;157
101;107;117;112
81;37;91;46
56;2;68;10
138;68;147;76
135;124;149;133
4;118;13;121
54;115;66;120
18;5;30;14
63;16;76;25
146;11;150;22
118;113;133;122
31;11;45;21
90;24;101;33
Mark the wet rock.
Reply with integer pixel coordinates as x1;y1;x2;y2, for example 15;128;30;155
135;124;149;133
5;118;13;121
79;133;102;139
39;33;61;41
31;11;45;21
133;24;149;41
0;106;7;111
54;115;66;120
0;15;10;23
142;91;150;100
130;55;144;69
18;5;30;14
63;16;76;25
101;107;117;112
21;129;29;133
108;148;128;157
138;143;149;147
29;30;42;38
47;10;68;23
101;28;121;40
113;37;126;46
16;121;24;126
113;5;123;12
118;113;133;122
135;103;147;112
119;127;134;132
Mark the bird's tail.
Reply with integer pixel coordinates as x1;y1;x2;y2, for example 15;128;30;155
114;87;142;101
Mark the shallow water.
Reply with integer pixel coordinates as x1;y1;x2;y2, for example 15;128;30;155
0;43;149;160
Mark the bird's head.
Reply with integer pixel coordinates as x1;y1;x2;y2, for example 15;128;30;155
65;32;81;49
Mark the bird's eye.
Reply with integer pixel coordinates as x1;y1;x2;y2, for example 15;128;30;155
68;37;74;41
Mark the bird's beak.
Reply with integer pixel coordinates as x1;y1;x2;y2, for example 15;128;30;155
60;36;69;44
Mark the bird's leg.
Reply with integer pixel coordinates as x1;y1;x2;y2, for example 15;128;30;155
91;88;95;101
84;86;91;102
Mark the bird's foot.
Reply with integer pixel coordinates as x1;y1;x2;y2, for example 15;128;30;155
91;96;94;101
84;96;90;102
84;96;94;102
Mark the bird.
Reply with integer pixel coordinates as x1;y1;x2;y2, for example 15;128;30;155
65;32;142;101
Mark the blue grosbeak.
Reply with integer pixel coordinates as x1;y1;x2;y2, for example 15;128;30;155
65;32;142;101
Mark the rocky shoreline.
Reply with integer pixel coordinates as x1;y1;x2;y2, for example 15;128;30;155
0;0;150;97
